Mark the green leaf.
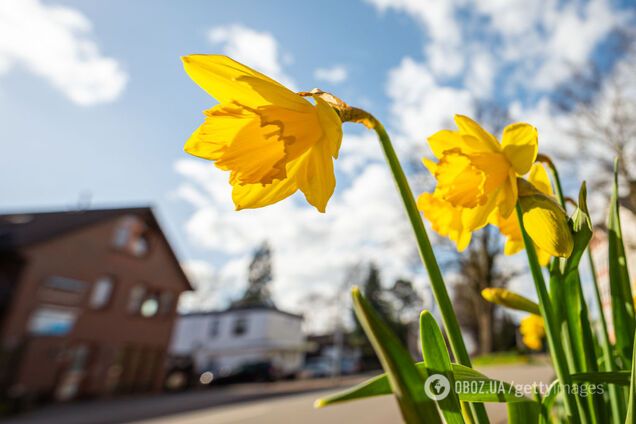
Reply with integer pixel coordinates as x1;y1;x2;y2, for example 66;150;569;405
420;311;464;424
540;380;559;424
626;331;636;423
570;371;631;386
349;287;442;423
316;362;535;406
609;160;636;367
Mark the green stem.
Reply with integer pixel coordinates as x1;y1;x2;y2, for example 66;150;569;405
516;205;580;422
369;119;489;424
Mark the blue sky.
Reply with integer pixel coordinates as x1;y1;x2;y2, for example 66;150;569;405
1;0;634;329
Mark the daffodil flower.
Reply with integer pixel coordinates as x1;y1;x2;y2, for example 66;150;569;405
182;55;343;212
418;115;572;260
520;314;545;351
418;115;536;249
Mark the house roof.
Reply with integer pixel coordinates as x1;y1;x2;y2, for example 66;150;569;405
181;304;303;320
0;206;193;291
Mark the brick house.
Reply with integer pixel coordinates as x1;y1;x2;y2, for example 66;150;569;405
0;207;191;405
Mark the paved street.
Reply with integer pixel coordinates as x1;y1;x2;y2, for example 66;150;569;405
5;362;554;424
133;363;554;424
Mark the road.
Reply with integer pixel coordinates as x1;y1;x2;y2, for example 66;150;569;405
132;362;554;424
5;362;554;424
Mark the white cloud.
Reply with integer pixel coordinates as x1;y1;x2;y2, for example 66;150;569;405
366;0;628;92
208;24;295;89
386;57;474;147
0;0;127;105
314;65;348;84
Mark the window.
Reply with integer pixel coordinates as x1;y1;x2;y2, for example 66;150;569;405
232;317;248;336
209;319;220;338
90;276;114;309
127;285;146;314
112;216;149;257
28;307;78;336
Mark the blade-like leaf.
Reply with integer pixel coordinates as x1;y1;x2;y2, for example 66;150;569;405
420;311;464;424
609;160;635;367
540;380;559;424
570;371;631;386
350;287;442;423
626;331;636;423
317;363;535;406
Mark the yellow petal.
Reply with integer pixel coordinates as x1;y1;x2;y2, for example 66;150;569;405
519;193;573;258
187;103;290;185
454;115;501;153
298;138;336;213
314;95;343;159
496;170;518;219
528;163;553;196
182;55;308;110
232;136;337;213
462;189;499;231
184;103;248;161
232;160;303;211
427;130;490;158
256;105;322;161
417;192;471;251
536;247;552;267
434;151;487;208
501;123;538;175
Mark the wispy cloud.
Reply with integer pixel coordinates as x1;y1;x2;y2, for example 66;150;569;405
314;65;348;84
0;0;127;105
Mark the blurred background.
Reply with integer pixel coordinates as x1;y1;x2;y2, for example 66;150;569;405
0;0;634;422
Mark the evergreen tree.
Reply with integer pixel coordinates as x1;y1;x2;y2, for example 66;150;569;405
232;242;275;308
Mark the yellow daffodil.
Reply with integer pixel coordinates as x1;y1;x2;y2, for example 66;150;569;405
182;55;343;212
490;163;556;265
418;115;573;260
520;314;545;351
418;115;537;250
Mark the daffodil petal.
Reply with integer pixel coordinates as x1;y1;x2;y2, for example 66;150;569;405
184;103;248;161
314;95;343;159
462;189;499;231
501;123;538;175
536;246;552;267
496;170;518;219
232;161;303;211
519;194;573;258
504;238;524;255
182;55;307;110
528;163;553;196
434;151;487;208
429;130;497;160
298;137;336;213
417;192;471;251
454;115;501;153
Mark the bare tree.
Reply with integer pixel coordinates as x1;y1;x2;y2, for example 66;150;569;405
555;31;636;212
450;227;519;354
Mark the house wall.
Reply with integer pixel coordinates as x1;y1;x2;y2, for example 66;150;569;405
0;214;188;400
170;309;304;378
